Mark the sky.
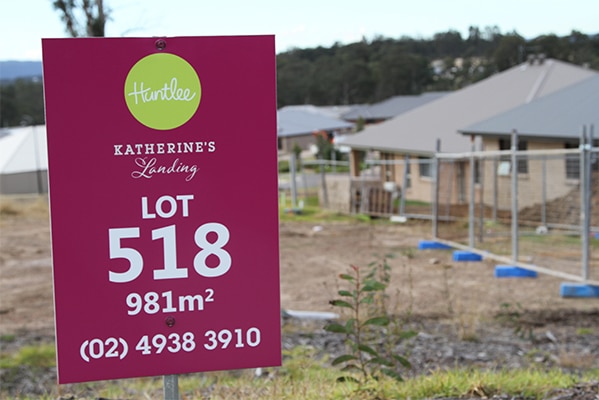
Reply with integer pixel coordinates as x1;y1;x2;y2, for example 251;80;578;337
1;0;598;61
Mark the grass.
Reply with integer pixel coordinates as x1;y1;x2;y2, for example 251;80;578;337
0;344;56;369
279;207;369;223
278;194;373;223
2;343;598;400
395;198;432;209
396;368;596;399
278;194;412;225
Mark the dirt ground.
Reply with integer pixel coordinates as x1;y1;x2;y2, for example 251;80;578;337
2;197;599;398
1;197;597;337
279;220;599;317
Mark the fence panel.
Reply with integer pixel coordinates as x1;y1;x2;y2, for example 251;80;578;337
435;147;599;284
278;156;350;212
351;157;438;219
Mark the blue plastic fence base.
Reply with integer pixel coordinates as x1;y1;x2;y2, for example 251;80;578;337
494;265;538;278
560;283;599;298
417;240;452;250
452;251;483;262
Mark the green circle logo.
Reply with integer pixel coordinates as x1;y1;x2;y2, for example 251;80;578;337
125;53;201;130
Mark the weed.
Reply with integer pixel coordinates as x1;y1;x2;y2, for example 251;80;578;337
576;327;594;335
455;308;480;342
524;348;553;363
441;264;454;316
366;256;411;346
279;346;328;380
497;302;535;341
0;334;16;342
400;260;415;322
400;247;415;259
0;202;20;216
324;261;416;387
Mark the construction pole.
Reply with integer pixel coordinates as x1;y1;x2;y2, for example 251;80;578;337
581;125;592;281
400;154;409;216
290;153;298;209
468;135;475;248
511;130;519;263
319;156;329;209
589;125;595;280
432;139;441;239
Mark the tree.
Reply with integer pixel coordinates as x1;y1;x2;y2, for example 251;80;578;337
529;34;566;60
492;33;526;71
0;79;45;127
52;0;109;37
276;54;315;106
336;42;376;104
432;30;465;57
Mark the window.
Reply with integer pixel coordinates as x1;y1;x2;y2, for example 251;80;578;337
499;138;528;174
565;142;579;180
405;158;411;188
474;159;481;184
418;156;432;178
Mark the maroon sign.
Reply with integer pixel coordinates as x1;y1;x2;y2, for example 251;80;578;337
42;36;280;384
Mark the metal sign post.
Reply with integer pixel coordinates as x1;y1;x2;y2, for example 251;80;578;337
163;375;179;400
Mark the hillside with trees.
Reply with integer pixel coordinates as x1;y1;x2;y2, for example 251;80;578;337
276;27;599;107
1;27;598;127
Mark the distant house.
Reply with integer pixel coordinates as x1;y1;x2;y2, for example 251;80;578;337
459;74;599;212
277;106;354;152
341;58;598;213
342;92;448;124
0;125;48;194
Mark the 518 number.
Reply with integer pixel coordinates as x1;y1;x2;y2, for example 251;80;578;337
108;222;231;283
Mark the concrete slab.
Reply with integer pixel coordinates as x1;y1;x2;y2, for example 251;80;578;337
495;265;538;278
452;251;483;262
418;240;452;250
560;283;599;298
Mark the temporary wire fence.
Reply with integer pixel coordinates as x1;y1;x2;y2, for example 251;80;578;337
349;131;599;284
278;128;599;285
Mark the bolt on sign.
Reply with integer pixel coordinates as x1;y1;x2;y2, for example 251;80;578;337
42;36;280;384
